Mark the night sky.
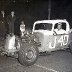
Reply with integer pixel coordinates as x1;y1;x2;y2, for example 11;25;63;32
0;0;72;29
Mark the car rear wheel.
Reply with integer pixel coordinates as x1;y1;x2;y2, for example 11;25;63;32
18;43;39;66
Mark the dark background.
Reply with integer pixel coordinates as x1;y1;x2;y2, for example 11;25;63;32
0;0;72;32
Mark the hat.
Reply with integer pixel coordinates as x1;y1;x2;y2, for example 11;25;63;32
58;22;62;25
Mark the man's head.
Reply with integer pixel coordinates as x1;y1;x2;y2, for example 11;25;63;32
20;20;25;30
21;21;24;24
11;11;15;17
57;22;62;30
21;20;25;26
1;10;4;14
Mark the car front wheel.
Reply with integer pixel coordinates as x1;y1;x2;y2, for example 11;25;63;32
18;43;39;66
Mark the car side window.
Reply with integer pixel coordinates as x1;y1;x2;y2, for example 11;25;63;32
61;23;66;31
53;22;67;35
54;22;66;30
54;23;57;29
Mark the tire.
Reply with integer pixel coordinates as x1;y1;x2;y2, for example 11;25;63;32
18;42;39;66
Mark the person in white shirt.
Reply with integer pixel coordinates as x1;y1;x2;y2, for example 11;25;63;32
20;21;25;37
54;22;66;35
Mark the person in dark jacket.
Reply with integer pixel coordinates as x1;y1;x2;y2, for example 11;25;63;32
7;11;16;35
0;10;6;39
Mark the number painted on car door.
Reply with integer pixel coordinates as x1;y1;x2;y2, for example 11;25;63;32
63;35;69;45
56;35;69;47
49;36;56;49
49;35;69;49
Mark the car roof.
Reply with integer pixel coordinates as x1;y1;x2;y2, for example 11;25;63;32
34;19;68;25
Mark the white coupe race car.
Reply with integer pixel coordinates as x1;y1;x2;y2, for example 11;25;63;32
2;19;72;66
33;19;72;52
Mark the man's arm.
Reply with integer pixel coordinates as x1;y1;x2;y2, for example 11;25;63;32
53;29;58;35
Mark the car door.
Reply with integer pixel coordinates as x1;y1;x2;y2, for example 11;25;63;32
53;22;69;49
54;34;69;49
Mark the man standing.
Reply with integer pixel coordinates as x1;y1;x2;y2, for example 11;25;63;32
7;11;16;35
0;10;6;39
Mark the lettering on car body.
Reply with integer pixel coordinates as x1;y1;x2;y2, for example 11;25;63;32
49;35;69;49
49;37;56;49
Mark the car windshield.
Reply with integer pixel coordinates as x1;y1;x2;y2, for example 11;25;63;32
35;23;52;31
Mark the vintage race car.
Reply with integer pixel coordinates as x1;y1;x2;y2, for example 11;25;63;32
1;19;72;66
32;19;72;52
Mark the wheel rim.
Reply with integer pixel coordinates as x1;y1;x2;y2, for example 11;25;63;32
25;50;34;59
